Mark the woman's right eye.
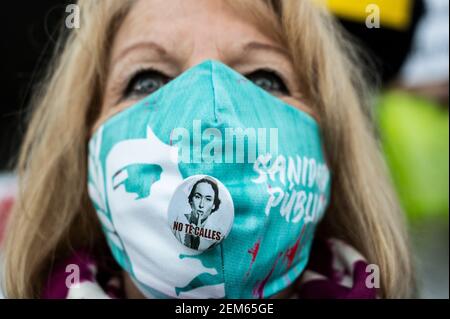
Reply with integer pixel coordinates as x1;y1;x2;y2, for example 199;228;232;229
123;69;172;99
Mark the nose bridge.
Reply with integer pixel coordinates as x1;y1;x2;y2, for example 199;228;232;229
187;50;223;70
199;196;204;207
183;28;225;69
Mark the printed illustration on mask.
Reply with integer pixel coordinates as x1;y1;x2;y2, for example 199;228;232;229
88;126;225;298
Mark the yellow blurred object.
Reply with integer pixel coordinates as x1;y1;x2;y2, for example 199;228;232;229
316;0;413;30
377;91;449;220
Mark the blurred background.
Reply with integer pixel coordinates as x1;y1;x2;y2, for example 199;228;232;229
0;0;448;298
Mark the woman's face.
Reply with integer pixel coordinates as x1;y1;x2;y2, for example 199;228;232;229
191;182;216;220
93;0;314;131
98;0;312;298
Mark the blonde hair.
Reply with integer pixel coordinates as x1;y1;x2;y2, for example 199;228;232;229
3;0;415;298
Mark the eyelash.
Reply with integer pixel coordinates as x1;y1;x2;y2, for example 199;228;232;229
245;69;291;96
122;67;172;100
121;67;291;100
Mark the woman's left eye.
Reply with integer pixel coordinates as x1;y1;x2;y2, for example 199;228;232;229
245;69;291;96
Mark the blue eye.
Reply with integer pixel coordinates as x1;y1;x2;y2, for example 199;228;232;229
124;69;171;98
246;69;291;96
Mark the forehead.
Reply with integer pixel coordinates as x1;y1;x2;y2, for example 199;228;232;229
111;0;282;65
195;182;215;195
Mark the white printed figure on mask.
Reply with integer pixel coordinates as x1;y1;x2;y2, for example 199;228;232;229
99;126;225;298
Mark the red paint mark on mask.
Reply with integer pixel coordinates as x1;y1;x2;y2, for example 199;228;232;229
248;239;260;263
252;253;282;299
284;224;306;268
245;239;261;277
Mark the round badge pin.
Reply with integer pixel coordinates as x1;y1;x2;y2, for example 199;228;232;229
168;175;234;251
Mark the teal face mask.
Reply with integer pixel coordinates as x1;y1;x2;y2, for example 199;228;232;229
87;60;331;299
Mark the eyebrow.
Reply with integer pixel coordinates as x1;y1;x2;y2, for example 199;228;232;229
111;40;290;69
111;41;176;66
241;41;290;59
